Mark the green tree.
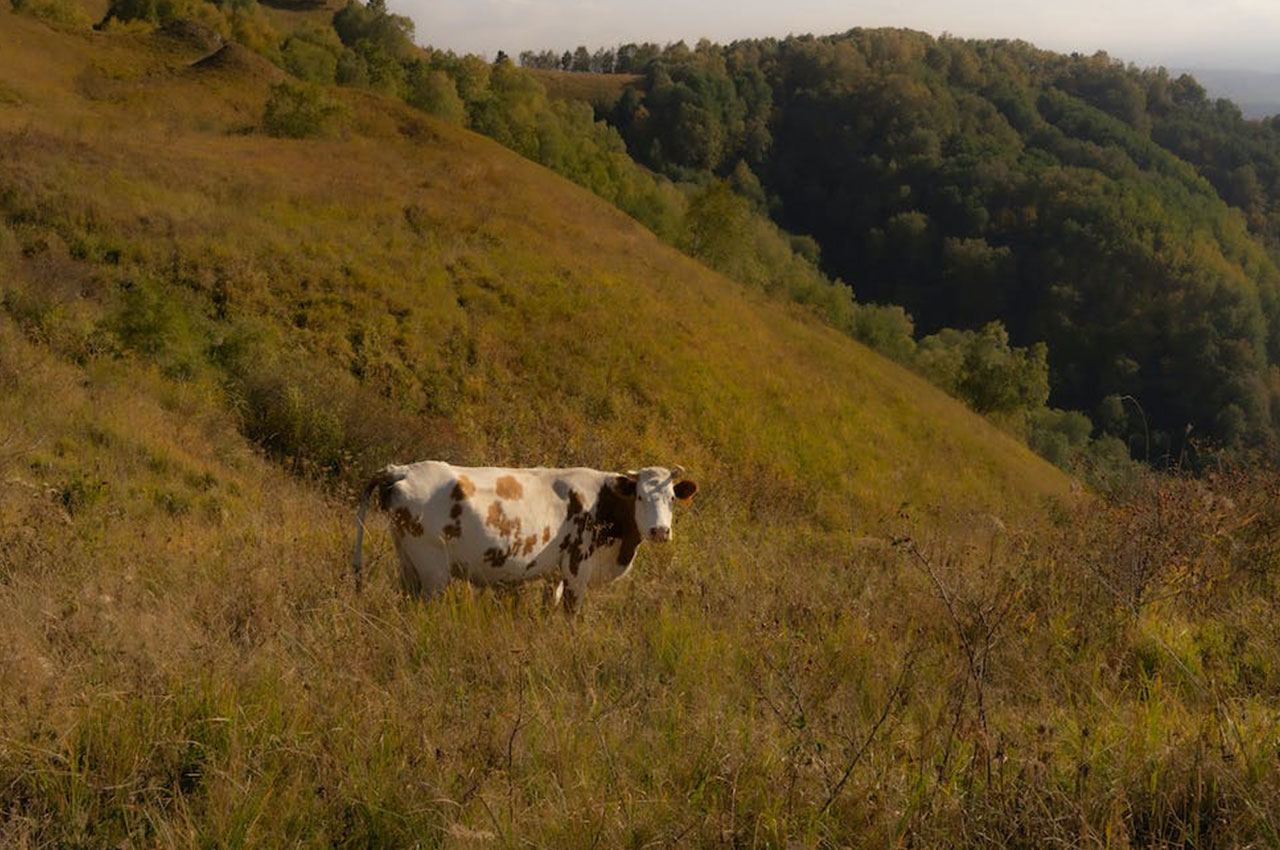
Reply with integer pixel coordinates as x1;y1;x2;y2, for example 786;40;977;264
914;322;1049;416
407;66;465;123
262;80;344;138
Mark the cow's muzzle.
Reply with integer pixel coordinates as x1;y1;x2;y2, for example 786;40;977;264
648;526;671;543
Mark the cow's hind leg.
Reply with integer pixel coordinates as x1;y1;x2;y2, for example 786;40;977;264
398;537;452;601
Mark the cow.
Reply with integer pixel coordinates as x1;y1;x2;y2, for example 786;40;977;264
351;463;698;614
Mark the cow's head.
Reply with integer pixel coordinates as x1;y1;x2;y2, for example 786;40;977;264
614;466;698;543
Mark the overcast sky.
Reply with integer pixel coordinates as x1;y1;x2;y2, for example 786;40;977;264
402;0;1280;72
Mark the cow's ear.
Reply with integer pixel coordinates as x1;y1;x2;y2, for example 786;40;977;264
673;479;698;503
614;475;637;497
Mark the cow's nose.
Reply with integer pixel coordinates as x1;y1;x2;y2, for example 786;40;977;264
649;526;671;543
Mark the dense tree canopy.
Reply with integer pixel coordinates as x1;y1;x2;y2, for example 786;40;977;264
595;31;1280;462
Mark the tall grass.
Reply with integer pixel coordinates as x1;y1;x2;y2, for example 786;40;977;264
4;318;1280;845
8;12;1276;848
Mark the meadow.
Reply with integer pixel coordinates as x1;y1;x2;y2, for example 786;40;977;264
3;6;1280;847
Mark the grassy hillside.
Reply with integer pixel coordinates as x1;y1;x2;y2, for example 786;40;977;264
7;7;1280;848
527;67;639;112
0;9;1069;518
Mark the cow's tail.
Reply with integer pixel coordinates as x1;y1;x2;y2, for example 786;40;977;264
352;467;403;593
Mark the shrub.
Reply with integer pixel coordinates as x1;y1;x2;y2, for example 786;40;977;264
1027;406;1093;467
261;81;344;139
59;472;107;515
281;35;338;84
849;302;916;362
107;275;203;378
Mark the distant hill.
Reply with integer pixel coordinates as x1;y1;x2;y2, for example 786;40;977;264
1179;68;1280;119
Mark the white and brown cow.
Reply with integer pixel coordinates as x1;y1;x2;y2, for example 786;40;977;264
352;462;697;613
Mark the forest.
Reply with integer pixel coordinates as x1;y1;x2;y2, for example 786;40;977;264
574;32;1280;465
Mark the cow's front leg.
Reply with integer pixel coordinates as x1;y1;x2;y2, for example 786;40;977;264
560;574;589;619
541;579;564;612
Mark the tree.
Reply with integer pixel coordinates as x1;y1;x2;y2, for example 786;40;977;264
592;47;615;74
914;323;1049;416
262;80;345;139
407;66;465;123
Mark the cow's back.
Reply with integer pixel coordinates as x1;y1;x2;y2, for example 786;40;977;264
385;463;592;586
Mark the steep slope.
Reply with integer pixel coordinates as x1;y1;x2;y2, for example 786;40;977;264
0;10;1097;847
0;9;1071;521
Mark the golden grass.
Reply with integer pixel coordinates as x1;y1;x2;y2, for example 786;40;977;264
6;11;1278;848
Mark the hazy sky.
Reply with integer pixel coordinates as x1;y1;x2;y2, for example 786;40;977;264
403;0;1280;72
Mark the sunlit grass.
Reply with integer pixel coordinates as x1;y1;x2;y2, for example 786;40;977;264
5;10;1278;847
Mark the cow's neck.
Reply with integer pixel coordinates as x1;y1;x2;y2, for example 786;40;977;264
592;481;642;568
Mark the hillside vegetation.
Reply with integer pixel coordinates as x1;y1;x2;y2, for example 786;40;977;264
65;0;1088;472
6;5;1280;848
583;32;1280;464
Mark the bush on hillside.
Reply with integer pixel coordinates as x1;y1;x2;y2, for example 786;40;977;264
849;302;916;362
280;29;341;84
1027;406;1092;467
107;275;203;378
913;322;1050;417
261;80;345;138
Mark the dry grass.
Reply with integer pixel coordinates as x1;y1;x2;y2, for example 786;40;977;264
7;11;1277;849
5;317;1280;845
526;69;640;112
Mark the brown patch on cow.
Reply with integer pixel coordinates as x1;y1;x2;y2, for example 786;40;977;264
559;499;595;576
521;534;537;556
440;503;464;539
525;558;539;573
486;500;521;540
452;475;475;501
594;481;642;566
483;546;509;568
495;475;524;500
567;528;595;576
392;507;424;538
542;525;551;544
